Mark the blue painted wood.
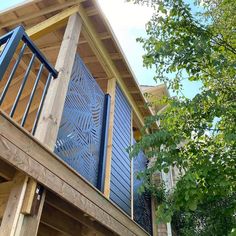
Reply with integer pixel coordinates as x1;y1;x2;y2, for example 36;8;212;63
110;84;132;216
133;140;153;235
97;94;111;191
55;54;106;187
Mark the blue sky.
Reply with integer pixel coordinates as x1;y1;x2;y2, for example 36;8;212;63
1;0;201;99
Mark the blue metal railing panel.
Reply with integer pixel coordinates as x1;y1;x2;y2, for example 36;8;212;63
0;26;24;80
0;26;58;81
133;141;153;235
55;54;106;187
0;26;58;134
21;33;57;78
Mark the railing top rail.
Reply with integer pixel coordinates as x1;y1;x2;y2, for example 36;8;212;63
22;33;58;78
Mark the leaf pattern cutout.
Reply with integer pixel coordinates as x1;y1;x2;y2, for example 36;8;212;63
55;54;105;186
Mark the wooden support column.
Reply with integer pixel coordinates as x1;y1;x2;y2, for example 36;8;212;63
34;12;82;149
0;172;28;236
18;13;82;236
104;78;116;198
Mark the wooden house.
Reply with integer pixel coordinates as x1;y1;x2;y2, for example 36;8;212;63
0;1;168;235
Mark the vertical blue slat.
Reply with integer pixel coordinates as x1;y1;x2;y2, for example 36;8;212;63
110;84;132;215
97;94;111;191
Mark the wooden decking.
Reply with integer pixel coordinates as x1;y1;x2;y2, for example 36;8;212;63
0;110;149;236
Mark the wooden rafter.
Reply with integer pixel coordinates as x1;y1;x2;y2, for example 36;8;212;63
26;5;80;40
78;6;145;126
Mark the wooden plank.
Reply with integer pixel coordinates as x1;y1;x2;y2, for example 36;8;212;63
78;6;145;127
0;132;134;236
79;32;111;44
86;7;98;16
0;112;148;236
38;223;65;236
0;1;83;29
83;53;122;64
34;13;82;149
26;5;80;41
21;178;37;214
41;203;82;235
19;14;82;236
20;190;46;236
0;158;15;180
104;78;116;198
46;191;114;236
0;172;28;236
0;181;13;218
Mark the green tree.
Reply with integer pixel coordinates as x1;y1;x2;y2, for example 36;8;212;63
128;0;236;235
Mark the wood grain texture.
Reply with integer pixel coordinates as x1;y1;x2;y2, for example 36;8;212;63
0;159;15;180
0;112;149;236
0;181;13;218
104;77;116;198
34;13;82;150
0;172;28;236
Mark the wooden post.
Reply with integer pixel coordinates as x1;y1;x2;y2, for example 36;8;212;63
103;78;116;198
34;12;82;149
0;172;28;236
18;13;82;236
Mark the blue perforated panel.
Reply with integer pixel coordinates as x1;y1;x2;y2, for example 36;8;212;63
110;84;132;215
133;143;153;235
55;54;105;187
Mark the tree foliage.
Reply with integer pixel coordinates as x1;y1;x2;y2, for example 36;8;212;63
128;0;236;235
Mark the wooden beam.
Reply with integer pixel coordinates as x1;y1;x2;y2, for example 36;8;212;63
86;7;98;16
0;112;148;236
26;5;80;40
78;6;145;126
19;13;82;236
83;53;122;64
79;32;111;44
0;159;15;180
0;172;28;236
104;78;116;198
0;1;83;30
0;181;13;218
20;190;46;236
41;203;82;235
46;190;114;235
35;13;82;149
21;178;37;214
38;223;65;236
